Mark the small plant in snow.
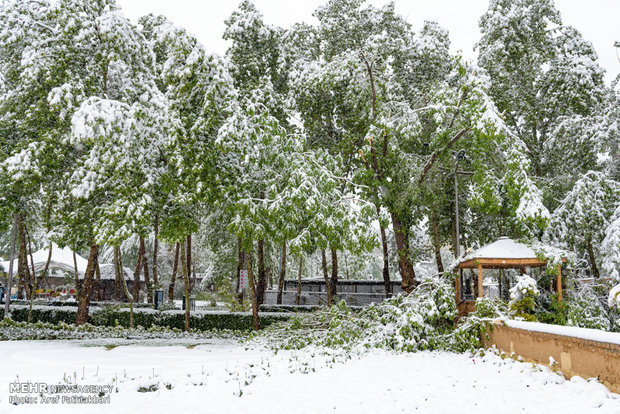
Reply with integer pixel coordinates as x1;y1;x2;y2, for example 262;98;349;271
509;275;540;321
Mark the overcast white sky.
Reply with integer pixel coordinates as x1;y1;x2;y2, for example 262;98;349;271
116;0;620;84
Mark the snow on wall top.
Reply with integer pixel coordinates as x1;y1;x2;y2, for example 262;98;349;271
465;237;539;260
502;319;620;346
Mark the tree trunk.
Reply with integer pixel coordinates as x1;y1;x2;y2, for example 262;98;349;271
169;242;179;301
17;215;30;299
133;241;143;302
75;243;99;326
115;246;134;328
114;246;124;300
391;213;417;292
375;204;391;298
431;207;444;275
181;240;190;331
296;255;303;306
321;249;332;306
277;239;286;305
256;239;266;305
330;248;338;300
140;236;153;302
28;244;53;323
586;236;600;279
95;262;101;301
152;214;159;289
186;234;192;288
73;250;79;300
246;247;259;330
236;238;244;305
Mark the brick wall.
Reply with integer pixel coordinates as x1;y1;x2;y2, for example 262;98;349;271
484;321;620;393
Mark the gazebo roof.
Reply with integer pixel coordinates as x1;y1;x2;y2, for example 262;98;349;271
0;244;89;275
457;237;548;269
0;245;133;280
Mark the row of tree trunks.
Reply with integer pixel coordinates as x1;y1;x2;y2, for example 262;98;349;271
391;213;417;292
75;243;99;326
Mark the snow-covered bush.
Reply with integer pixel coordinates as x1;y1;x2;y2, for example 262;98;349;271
0;318;243;341
566;284;611;331
510;275;540;301
1;305;289;332
536;293;567;326
509;275;540;321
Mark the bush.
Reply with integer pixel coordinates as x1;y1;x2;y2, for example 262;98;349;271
0;318;244;341
536;293;567;325
565;284;611;331
508;275;540;321
0;305;290;332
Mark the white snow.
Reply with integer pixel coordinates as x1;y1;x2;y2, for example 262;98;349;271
510;274;540;301
0;341;618;413
502;319;620;346
462;237;539;260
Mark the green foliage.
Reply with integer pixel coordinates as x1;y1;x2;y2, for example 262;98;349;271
536;294;567;325
565;285;611;331
509;297;538;322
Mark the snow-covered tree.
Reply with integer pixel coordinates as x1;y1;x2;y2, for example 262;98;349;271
477;0;607;181
602;205;620;282
546;171;620;278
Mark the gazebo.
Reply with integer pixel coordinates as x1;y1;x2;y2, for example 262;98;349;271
455;237;564;316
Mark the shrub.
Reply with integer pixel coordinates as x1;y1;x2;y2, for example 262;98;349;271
0;306;289;332
509;275;540;321
566;284;610;331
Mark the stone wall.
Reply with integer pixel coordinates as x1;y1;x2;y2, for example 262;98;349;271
484;321;620;393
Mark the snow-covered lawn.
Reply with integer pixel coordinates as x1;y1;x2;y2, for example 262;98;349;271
0;340;618;413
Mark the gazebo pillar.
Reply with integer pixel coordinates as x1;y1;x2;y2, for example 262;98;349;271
477;263;483;298
557;264;562;302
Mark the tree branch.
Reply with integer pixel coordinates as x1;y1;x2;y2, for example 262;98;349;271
418;127;472;184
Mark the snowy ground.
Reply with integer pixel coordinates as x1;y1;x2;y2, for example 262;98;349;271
0;340;619;413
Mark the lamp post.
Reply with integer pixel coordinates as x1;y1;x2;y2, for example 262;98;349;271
454;149;466;259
